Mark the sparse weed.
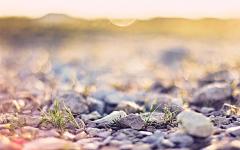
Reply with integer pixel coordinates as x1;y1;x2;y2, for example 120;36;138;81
0;113;7;124
109;115;126;129
162;102;182;125
39;98;82;131
62;101;83;130
6;116;15;133
111;117;120;125
19;118;28;126
142;102;162;126
222;102;240;115
141;97;149;113
141;100;182;130
111;115;124;124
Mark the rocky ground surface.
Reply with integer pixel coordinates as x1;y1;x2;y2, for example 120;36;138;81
1;37;240;150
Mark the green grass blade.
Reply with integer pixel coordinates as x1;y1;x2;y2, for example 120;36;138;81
39;108;50;120
62;101;81;129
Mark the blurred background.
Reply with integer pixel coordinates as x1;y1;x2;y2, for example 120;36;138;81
1;0;240;99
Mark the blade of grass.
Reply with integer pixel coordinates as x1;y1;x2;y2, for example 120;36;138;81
145;102;162;125
62;101;82;129
39;108;50;120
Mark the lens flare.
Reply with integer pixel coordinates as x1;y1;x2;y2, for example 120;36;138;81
109;19;136;27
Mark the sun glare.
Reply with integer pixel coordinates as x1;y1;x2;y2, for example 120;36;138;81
109;19;136;27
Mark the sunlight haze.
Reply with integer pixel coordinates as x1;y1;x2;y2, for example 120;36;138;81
0;0;240;19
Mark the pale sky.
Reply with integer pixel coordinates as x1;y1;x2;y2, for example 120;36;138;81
0;0;240;19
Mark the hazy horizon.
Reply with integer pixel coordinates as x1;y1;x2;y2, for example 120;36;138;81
3;13;240;20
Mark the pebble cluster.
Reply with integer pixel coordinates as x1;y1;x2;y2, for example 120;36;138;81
1;75;240;150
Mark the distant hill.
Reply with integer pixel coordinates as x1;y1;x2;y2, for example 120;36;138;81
0;14;240;49
36;13;77;25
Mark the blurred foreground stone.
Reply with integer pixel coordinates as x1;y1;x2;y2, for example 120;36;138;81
177;110;214;137
193;82;232;104
115;101;140;114
94;110;126;127
0;100;20;113
23;137;81;150
117;114;145;130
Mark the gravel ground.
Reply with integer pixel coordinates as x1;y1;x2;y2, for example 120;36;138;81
1;19;240;149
